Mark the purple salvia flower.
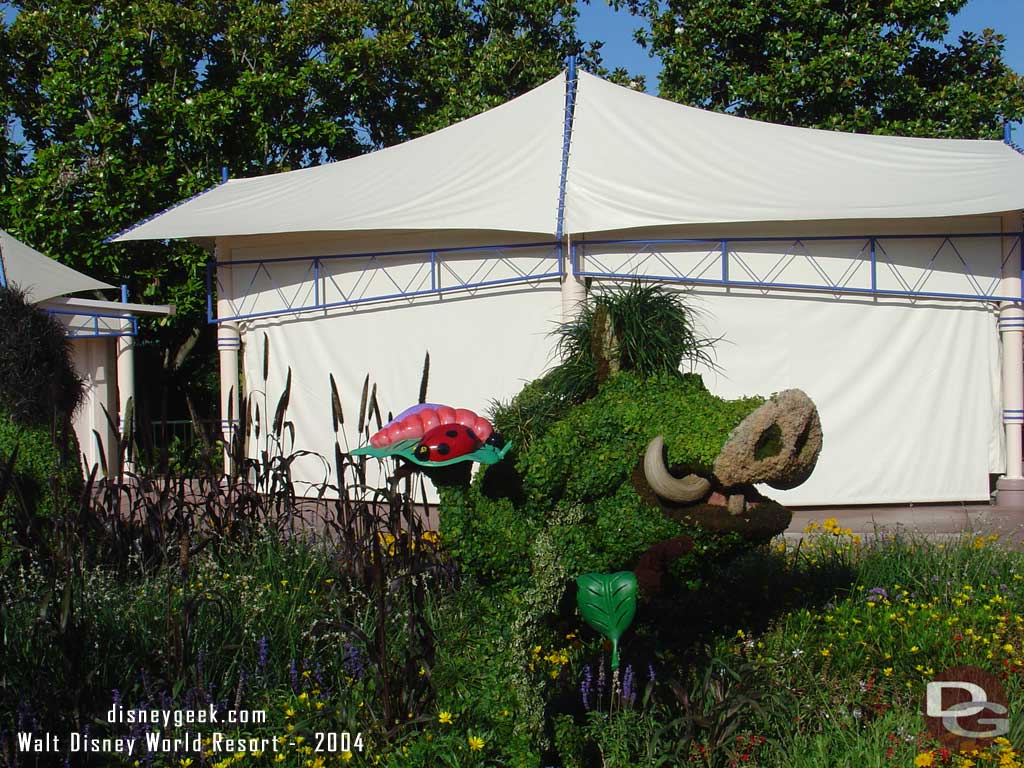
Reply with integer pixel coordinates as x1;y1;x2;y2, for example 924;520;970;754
112;689;121;708
623;665;636;707
597;656;606;701
289;658;299;692
580;665;593;711
257;636;270;673
343;643;366;679
648;663;656;687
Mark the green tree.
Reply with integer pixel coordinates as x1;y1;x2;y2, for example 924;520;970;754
0;0;606;413
616;0;1024;137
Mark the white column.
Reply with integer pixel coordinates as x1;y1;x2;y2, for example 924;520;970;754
215;239;241;474
218;321;241;474
116;284;136;475
996;212;1024;508
561;234;586;321
116;324;135;474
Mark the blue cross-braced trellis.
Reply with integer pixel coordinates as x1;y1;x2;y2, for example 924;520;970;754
573;232;1024;303
208;241;563;324
47;308;138;339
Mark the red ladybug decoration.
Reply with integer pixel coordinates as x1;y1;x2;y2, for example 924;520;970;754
414;424;482;463
370;404;494;448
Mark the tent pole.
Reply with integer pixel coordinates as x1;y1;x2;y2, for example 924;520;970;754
562;232;585;319
996;212;1024;508
215;239;241;475
558;54;585;319
116;284;136;475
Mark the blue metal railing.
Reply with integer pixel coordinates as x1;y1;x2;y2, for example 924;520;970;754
207;241;562;324
48;308;139;339
47;284;139;339
573;232;1024;303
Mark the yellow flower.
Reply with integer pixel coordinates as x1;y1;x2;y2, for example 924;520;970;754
914;751;935;767
468;735;485;751
342;752;353;762
179;761;193;768
883;667;893;676
910;645;920;653
438;710;453;724
820;648;830;657
1004;644;1015;653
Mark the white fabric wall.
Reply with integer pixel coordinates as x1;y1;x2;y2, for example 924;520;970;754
240;286;564;496
690;292;999;505
224;215;1007;505
71;336;119;476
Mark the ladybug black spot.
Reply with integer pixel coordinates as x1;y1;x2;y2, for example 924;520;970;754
445;429;459;438
415;444;430;460
437;443;451;456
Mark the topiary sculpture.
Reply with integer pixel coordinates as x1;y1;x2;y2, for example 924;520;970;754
439;282;822;608
429;282;824;759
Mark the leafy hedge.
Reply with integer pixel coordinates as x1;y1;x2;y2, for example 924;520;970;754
0;286;85;544
0;411;83;551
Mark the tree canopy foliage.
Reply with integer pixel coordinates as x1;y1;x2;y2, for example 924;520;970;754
0;0;603;404
616;0;1024;137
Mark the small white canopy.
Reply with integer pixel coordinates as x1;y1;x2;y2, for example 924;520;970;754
112;70;1024;243
0;228;114;302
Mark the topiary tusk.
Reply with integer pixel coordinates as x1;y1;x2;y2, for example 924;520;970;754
643;436;711;503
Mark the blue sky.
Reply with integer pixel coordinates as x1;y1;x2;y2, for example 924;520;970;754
577;0;1024;93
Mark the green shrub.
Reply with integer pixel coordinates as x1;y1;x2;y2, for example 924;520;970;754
0;411;82;541
0;286;84;425
0;287;85;546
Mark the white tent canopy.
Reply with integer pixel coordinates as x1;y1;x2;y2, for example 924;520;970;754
1;228;114;302
113;74;568;241
113;70;1024;242
567;73;1024;231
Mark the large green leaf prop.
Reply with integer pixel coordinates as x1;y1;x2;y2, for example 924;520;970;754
576;572;638;671
350;439;512;467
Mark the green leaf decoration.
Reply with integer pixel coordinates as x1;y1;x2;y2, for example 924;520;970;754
576;571;638;671
350;439;512;467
